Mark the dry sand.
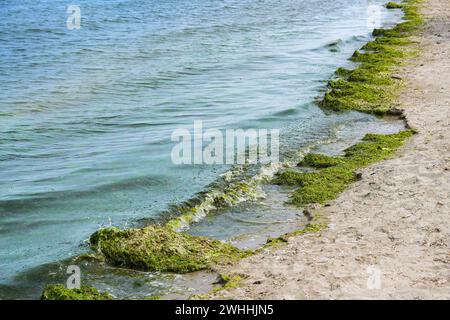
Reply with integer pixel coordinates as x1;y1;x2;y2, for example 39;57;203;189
211;0;450;299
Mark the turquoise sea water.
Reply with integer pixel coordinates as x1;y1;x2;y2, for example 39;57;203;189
0;0;403;297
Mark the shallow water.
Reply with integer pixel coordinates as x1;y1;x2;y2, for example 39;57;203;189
187;116;405;247
0;0;403;297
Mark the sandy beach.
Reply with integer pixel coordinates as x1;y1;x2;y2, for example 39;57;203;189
211;0;450;300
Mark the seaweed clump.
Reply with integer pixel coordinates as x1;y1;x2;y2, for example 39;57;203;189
90;225;249;273
298;153;344;168
318;0;424;114
274;130;414;207
386;2;403;9
41;284;112;300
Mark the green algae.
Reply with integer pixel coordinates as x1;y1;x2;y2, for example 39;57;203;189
267;129;412;247
85;173;258;276
287;167;358;206
90;225;250;273
218;273;243;289
263;210;328;248
164;180;261;232
190;273;244;300
263;0;423;254
386;2;403;9
164;207;197;231
41;284;112;300
275;130;414;207
298;153;344;168
319;0;424;114
265;222;327;247
213;273;244;292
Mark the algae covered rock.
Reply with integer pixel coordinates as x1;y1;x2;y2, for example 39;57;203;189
90;225;247;273
41;284;112;300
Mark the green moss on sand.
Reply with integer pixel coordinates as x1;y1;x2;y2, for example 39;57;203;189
217;274;243;290
190;273;244;299
275;130;414;207
90;225;249;273
265;221;327;247
319;0;423;114
41;284;112;300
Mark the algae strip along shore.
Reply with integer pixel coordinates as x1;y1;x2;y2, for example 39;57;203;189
162;0;424;233
274;130;415;207
41;0;424;299
319;0;424;114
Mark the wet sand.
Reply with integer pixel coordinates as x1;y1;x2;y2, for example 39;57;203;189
210;0;450;300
